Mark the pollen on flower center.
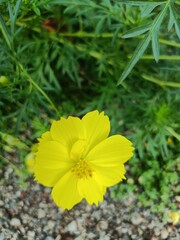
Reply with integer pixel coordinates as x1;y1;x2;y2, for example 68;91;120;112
72;159;93;179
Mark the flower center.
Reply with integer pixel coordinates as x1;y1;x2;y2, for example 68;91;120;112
72;159;93;179
70;140;93;179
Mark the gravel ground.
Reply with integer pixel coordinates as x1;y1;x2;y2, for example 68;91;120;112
0;166;179;240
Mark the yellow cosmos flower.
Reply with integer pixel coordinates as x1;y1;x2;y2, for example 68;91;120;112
25;144;38;173
168;212;180;225
34;110;134;210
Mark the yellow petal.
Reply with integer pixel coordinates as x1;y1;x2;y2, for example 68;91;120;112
87;135;134;166
34;167;67;187
85;135;133;187
92;163;126;187
82;110;110;155
51;171;82;210
38;131;52;143
50;117;85;151
168;212;180;224
70;139;87;161
34;141;73;186
78;177;106;205
35;141;71;168
25;156;35;173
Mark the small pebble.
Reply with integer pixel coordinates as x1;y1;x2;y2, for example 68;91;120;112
92;210;101;220
121;228;128;234
0;233;4;240
175;196;180;202
45;237;54;240
102;235;110;240
48;220;55;229
1;165;179;240
67;220;78;233
38;209;46;218
27;231;35;240
87;232;96;238
154;227;160;236
10;218;21;227
161;228;169;239
131;213;144;225
98;220;108;230
148;221;155;229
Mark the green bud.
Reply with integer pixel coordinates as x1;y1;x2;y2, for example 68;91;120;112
0;76;9;84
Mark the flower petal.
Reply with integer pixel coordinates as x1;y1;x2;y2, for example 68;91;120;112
50;117;85;150
51;171;82;210
78;177;106;205
92;163;126;187
82;110;110;155
34;141;73;187
38;131;52;143
87;135;134;166
34;168;67;187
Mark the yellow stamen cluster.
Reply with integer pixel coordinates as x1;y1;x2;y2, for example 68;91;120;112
72;159;93;179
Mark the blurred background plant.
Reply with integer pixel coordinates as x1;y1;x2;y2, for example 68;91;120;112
0;0;180;216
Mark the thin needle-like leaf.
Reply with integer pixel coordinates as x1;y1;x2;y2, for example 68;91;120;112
141;4;160;17
168;6;175;31
8;3;13;33
118;0;169;83
117;34;151;85
0;14;11;48
152;30;160;62
169;4;180;38
175;22;180;38
118;1;166;7
8;0;22;35
122;23;151;38
14;0;22;24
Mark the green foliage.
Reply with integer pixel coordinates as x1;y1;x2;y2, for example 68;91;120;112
109;83;180;213
0;0;180;213
118;0;180;83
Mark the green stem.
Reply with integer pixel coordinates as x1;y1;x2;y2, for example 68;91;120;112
137;55;180;60
142;74;180;88
152;38;180;48
55;32;180;48
16;20;180;48
58;31;117;38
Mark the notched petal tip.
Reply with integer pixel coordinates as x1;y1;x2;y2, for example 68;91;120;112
38;131;53;143
78;177;106;206
100;110;105;116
